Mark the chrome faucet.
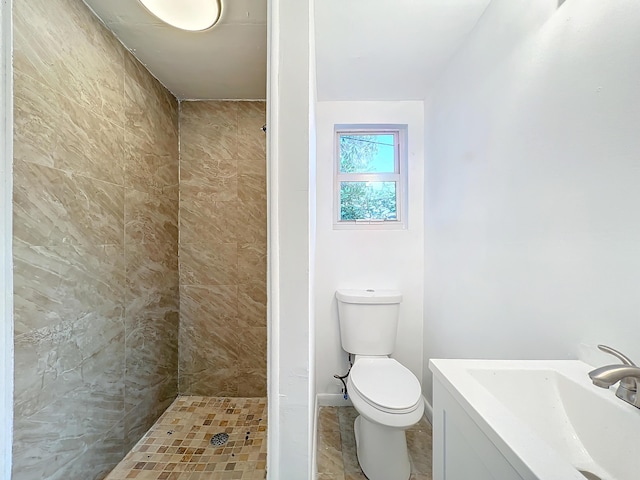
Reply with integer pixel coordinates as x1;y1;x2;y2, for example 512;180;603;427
589;345;640;409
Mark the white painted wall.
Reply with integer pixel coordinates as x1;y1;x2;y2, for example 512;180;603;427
0;0;12;477
267;0;314;477
423;0;640;402
308;2;318;475
315;101;424;396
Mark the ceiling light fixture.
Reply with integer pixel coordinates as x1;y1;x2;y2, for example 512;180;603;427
138;0;222;32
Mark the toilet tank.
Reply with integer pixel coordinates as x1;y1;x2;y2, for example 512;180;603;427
336;289;402;355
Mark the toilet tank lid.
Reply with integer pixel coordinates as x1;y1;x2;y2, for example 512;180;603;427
335;289;402;304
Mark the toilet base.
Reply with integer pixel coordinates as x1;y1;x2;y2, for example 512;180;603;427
354;414;411;480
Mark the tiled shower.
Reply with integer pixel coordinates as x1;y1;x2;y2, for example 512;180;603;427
11;0;266;478
179;101;267;398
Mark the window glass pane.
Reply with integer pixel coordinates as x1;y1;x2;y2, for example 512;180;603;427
340;181;397;221
339;134;396;173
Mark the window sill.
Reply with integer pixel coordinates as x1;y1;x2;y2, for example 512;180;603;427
333;221;407;231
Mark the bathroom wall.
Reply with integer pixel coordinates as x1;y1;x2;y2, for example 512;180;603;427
314;101;425;396
267;0;316;475
423;0;640;401
12;0;179;477
178;101;267;397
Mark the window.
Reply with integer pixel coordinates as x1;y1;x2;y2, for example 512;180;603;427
334;125;407;228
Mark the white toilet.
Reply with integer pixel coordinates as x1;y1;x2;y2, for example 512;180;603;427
336;289;424;480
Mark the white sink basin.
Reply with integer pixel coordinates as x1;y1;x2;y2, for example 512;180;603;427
430;360;640;480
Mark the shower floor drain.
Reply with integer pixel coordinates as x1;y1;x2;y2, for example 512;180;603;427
210;432;229;446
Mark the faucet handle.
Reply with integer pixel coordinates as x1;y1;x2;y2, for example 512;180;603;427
598;345;636;367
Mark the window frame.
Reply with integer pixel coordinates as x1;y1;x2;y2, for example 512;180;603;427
333;125;408;229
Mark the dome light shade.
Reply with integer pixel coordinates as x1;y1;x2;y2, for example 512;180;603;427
138;0;221;31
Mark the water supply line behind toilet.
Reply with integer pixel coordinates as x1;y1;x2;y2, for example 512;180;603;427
334;353;353;400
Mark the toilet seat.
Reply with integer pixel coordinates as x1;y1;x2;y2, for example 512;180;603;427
350;358;422;414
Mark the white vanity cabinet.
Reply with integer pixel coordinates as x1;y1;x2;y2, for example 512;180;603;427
430;359;594;480
432;377;526;480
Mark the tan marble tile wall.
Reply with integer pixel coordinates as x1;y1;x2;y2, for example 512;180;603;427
179;101;267;397
12;0;179;479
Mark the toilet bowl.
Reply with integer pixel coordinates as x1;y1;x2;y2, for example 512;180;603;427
335;289;424;480
348;356;424;480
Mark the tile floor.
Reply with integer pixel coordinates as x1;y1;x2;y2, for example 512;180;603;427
105;396;267;480
316;406;433;480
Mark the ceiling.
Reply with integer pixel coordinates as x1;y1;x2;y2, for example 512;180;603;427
82;0;267;100
83;0;490;102
314;0;491;101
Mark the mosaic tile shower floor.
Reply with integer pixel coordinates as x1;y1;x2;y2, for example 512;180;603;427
105;396;267;480
316;406;433;480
